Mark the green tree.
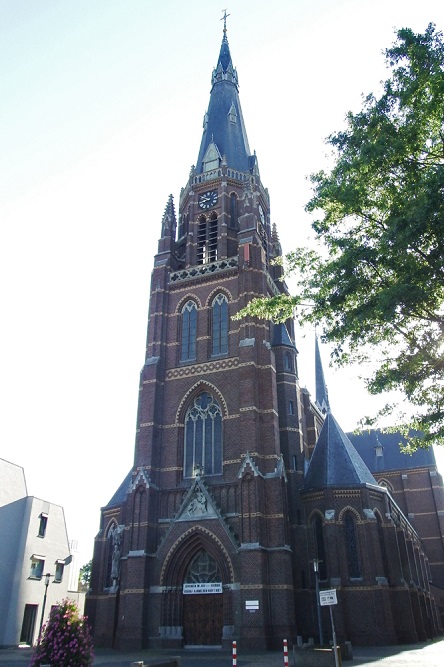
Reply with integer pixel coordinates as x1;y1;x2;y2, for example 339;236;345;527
236;24;444;450
79;559;92;592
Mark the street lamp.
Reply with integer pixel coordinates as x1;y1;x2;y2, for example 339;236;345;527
37;573;52;644
313;559;324;646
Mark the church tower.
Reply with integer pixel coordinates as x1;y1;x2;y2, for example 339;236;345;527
86;20;306;651
86;19;442;652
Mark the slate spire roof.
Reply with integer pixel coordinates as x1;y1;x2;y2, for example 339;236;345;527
315;335;330;414
304;412;378;490
195;26;255;175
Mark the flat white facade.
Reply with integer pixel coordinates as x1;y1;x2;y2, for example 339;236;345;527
0;458;75;647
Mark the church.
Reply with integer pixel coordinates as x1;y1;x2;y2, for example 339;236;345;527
86;23;443;650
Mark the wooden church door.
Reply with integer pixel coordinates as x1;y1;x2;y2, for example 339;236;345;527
182;550;224;646
183;592;223;645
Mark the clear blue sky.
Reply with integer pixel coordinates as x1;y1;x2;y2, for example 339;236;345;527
1;0;443;565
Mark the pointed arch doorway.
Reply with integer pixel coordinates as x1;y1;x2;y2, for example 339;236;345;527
182;550;224;647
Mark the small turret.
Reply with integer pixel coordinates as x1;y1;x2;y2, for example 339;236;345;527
160;194;177;240
155;194;177;265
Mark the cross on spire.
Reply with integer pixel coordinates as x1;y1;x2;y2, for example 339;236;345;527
221;8;230;35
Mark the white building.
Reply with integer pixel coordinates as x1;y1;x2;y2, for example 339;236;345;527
0;458;80;647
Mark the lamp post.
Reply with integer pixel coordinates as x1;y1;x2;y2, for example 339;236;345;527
37;573;52;645
313;559;324;646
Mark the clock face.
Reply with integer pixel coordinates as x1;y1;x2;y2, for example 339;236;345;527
198;190;218;209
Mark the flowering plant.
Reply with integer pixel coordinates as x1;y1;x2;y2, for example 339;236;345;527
30;599;94;667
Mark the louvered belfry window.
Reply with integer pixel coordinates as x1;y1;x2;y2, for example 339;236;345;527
184;392;222;477
197;214;218;264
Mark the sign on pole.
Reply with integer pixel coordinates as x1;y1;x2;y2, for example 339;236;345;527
319;589;337;606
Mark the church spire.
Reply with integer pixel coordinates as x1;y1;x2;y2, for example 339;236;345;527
160;194;176;239
195;18;254;176
315;334;330;414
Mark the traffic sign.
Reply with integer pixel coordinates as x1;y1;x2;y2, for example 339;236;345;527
319;589;337;606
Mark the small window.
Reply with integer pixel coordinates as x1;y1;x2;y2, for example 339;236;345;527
54;561;64;583
289;400;294;415
30;557;45;580
293;455;298;471
38;514;48;537
228;102;237;124
285;352;292;371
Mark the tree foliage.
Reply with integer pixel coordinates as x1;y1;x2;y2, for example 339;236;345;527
237;24;444;449
30;599;94;667
79;559;92;591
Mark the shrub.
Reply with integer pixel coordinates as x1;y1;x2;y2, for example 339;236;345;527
30;599;94;667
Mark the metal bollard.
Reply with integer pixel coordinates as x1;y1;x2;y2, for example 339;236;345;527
283;638;289;667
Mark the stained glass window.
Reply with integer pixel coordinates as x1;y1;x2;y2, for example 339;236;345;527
185;551;221;584
184;392;222;477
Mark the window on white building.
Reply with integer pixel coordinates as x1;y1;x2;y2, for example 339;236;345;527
38;513;48;537
30;556;45;579
54;561;64;583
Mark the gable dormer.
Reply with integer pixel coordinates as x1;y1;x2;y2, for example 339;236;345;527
202;141;222;173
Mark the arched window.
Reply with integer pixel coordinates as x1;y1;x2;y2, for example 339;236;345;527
377;513;389;582
284;352;293;371
131;487;146;552
211;294;228;356
184;391;222;477
181;301;197;361
344;512;361;578
313;515;327;580
104;522;116;589
185;550;221;585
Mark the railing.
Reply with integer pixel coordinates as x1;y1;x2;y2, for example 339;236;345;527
169;257;238;283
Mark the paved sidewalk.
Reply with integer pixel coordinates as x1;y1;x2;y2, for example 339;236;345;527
0;639;443;667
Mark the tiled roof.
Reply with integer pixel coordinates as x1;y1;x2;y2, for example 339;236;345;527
347;429;436;473
105;469;132;508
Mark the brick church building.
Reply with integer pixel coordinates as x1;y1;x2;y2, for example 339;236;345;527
86;24;444;650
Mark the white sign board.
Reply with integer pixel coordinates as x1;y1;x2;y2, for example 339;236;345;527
183;582;222;595
319;589;337;606
245;600;259;611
